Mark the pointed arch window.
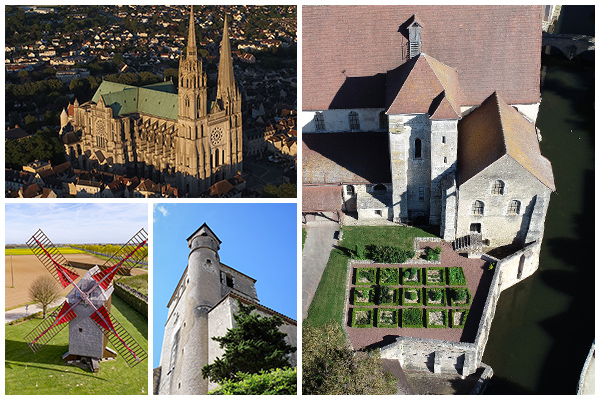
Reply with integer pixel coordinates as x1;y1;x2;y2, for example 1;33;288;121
414;138;422;159
472;200;484;216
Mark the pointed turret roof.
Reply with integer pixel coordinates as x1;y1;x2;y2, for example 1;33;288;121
186;223;222;245
217;14;235;98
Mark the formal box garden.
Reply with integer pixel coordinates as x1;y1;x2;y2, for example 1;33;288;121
349;263;473;329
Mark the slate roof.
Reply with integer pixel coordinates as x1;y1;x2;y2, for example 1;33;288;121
91;80;179;120
303;132;391;185
457;92;555;191
303;5;542;110
5;127;31;140
386;53;461;119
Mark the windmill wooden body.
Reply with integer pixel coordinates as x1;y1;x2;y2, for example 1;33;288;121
24;228;148;370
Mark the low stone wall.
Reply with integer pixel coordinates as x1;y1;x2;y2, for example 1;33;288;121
114;282;148;318
68;261;97;271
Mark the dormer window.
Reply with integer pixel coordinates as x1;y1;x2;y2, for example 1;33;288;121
314;112;325;131
349;111;360;131
408;17;423;59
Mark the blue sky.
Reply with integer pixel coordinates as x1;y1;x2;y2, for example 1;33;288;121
5;203;148;244
152;202;297;368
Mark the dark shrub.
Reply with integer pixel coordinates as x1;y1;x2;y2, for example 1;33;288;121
429;289;443;302
402;308;422;327
368;245;410;264
408;290;418;301
454;288;468;302
426;247;441;261
448;267;466;286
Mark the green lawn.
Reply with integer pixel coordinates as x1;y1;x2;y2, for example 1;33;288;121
118;274;148;296
305;225;435;327
5;296;148;395
5;247;87;256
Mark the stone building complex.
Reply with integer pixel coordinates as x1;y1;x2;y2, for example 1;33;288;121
302;5;554;270
154;224;296;395
62;7;242;197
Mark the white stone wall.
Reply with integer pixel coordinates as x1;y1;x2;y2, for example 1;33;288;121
497;241;542;291
219;264;258;301
388;115;409;222
429;119;458;225
456;156;551;248
301;109;385;133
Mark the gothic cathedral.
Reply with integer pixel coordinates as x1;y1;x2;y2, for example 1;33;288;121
65;6;242;196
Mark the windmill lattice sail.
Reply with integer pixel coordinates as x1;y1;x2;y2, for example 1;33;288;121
26;229;80;288
90;306;148;367
99;228;148;277
24;301;77;353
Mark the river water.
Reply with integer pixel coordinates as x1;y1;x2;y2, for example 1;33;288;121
482;6;595;394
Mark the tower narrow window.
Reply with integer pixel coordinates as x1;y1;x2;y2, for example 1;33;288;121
418;187;424;201
314;112;325;131
349;111;360;131
414;138;422;159
472;200;484;215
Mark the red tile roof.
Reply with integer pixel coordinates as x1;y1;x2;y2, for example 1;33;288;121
386;53;461;118
458;92;555;190
303;5;542;111
303;185;343;212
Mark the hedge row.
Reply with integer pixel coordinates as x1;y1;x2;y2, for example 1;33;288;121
114;282;148;318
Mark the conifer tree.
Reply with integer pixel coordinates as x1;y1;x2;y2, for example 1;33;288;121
201;299;296;384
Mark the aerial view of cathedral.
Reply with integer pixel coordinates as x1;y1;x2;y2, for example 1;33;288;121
62;7;241;197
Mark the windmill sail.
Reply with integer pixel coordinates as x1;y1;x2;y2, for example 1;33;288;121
26;229;80;288
24;301;77;353
98;228;148;277
90;306;148;367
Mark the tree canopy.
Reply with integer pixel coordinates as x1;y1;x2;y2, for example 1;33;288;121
302;322;398;395
201;299;296;384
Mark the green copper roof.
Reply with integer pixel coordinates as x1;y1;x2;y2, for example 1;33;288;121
91;80;179;120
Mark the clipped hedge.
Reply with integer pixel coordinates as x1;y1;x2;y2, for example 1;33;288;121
209;367;297;395
402;308;423;328
450;309;470;328
379;267;399;286
401;288;423;306
352;308;374;328
114;282;148;318
377;287;398;306
447;267;466;286
353;287;376;306
355;268;377;285
426;309;448;328
367;244;415;264
377;308;398;328
425;288;447;306
401;267;421;286
425;267;446;286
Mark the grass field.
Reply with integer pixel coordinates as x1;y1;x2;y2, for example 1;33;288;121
305;225;435;327
5;296;148;395
5;247;87;256
118;274;148;296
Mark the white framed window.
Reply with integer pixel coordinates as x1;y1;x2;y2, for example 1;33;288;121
491;180;505;195
508;200;521;215
472;200;484;215
314;112;325;131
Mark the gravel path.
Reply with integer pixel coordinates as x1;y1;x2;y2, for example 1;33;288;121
346;240;493;350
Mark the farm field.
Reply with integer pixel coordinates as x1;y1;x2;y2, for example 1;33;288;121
5;254;146;309
5;247;87;256
5;296;148;395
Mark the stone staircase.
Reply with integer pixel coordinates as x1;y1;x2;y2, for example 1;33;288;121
452;233;483;257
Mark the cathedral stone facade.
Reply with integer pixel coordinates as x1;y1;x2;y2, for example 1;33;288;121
154;224;297;395
63;7;242;196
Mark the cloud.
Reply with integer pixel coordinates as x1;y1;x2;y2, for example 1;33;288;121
153;204;169;223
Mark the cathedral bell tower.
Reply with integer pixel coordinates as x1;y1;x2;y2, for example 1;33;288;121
177;6;209;196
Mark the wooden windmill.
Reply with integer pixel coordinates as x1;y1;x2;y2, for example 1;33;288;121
24;228;148;370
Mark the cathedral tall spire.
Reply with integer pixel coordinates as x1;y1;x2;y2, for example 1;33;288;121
187;5;197;59
217;14;235;99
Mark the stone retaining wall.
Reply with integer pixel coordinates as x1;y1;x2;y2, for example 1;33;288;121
114;282;148;318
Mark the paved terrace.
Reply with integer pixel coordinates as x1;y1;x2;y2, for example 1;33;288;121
346;240;493;350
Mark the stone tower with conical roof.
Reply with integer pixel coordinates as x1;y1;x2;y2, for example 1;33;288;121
155;223;296;395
